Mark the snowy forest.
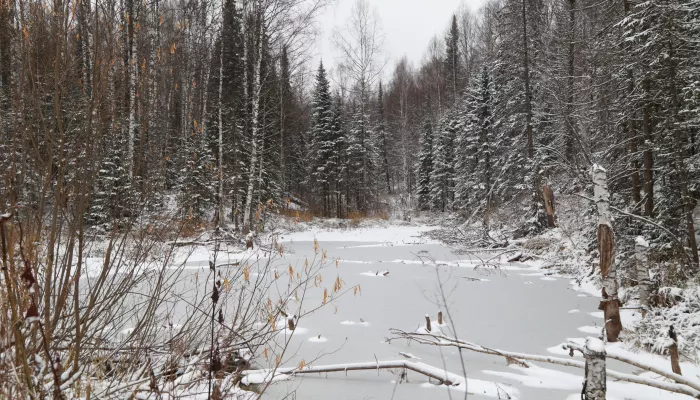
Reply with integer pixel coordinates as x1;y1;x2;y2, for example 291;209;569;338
2;0;700;398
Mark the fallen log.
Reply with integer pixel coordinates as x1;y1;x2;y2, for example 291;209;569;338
241;360;462;386
391;329;700;399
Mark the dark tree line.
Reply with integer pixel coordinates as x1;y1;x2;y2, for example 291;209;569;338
394;0;699;269
1;0;699;266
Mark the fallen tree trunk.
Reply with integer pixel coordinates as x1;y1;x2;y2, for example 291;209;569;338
391;330;700;399
242;360;463;386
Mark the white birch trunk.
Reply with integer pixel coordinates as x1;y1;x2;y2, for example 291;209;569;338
592;163;622;342
242;6;263;232
127;16;137;180
217;38;225;226
279;73;285;191
583;337;607;400
593;164;616;300
635;236;650;315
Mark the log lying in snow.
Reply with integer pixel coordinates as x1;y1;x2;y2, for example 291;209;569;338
241;360;463;386
391;329;700;399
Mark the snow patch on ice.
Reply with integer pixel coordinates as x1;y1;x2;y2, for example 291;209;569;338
340;320;370;326
578;326;603;334
280;225;438;245
308;335;328;343
360;271;390;277
485;364;582;391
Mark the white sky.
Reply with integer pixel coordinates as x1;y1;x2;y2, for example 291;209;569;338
314;0;486;82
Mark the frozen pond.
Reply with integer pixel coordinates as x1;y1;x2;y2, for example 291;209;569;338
257;229;604;400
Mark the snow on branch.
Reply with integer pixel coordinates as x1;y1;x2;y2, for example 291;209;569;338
391;329;700;399
241;359;519;399
242;360;463;385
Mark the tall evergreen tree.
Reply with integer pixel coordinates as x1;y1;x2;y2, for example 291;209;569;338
429;115;457;212
455;66;494;216
417;120;434;211
308;62;335;215
444;14;464;104
376;82;391;194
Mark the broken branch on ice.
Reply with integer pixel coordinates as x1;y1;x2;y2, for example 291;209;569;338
391;329;700;398
242;360;462;386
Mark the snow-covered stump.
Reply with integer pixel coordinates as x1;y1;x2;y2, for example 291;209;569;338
583;337;607;400
592;164;623;342
425;315;432;332
635;236;650;317
246;232;254;250
669;326;682;375
437;310;443;325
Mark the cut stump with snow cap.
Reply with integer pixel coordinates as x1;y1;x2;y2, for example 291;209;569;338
583;337;606;400
246;232;254;249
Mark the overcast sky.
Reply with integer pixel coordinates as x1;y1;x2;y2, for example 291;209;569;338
314;0;486;81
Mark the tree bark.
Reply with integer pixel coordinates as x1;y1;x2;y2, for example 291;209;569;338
521;0;533;160
592;165;623;342
635;236;650;317
565;0;575;161
583;337;607;400
642;80;654;217
242;6;263;233
126;0;137;180
217;37;225;227
669;326;682;376
543;184;556;227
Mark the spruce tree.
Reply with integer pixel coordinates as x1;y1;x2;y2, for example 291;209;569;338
429;115;457;212
455;67;494;220
444;14;463;104
376;82;391;194
417;120;434;211
178;122;214;221
308;62;334;215
89;133;132;226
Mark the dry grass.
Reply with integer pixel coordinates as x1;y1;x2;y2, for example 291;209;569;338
278;208;389;226
279;209;315;222
178;217;209;237
347;210;389;227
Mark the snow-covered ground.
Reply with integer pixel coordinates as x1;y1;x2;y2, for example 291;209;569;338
83;218;697;399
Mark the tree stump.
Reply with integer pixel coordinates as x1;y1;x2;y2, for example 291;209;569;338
437;310;443;325
543;184;556;227
425;315;431;332
592;165;623;342
583;337;606;400
669;326;682;375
